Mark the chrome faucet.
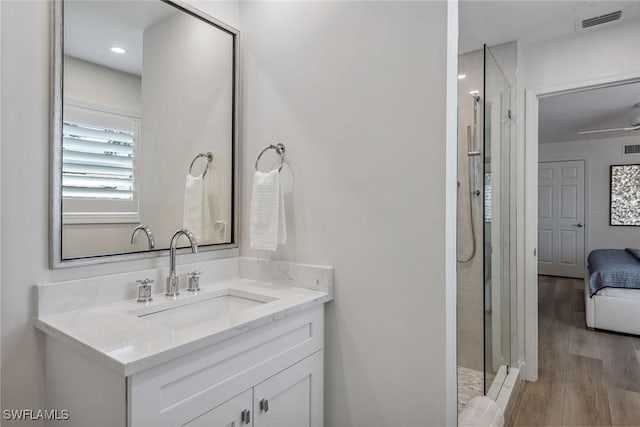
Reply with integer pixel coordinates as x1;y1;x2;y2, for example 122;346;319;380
166;228;199;297
130;225;155;250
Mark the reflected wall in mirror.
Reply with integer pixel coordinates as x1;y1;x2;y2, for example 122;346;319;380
52;0;238;266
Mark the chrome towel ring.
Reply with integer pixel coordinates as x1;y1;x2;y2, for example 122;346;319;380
189;152;213;177
255;143;286;172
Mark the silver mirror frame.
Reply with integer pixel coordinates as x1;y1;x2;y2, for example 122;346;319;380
50;0;240;268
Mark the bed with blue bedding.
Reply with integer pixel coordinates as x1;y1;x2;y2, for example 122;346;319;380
585;249;640;335
587;248;640;297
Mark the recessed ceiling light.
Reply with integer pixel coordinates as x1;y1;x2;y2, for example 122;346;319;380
110;46;126;55
458;74;467;80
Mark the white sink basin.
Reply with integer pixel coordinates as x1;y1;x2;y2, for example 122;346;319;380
129;289;277;330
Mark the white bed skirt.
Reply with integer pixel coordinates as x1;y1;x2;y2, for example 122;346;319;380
584;271;640;335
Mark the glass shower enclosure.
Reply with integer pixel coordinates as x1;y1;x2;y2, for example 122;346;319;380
482;44;514;398
457;43;515;412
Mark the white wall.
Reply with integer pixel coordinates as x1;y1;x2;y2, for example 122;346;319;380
239;2;450;425
539;135;640;252
520;20;640;91
517;18;640;379
63;55;142;113
189;0;239;30
0;1;239;424
1;3;50;422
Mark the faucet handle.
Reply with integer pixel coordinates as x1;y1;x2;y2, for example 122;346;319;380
136;279;154;303
187;271;201;292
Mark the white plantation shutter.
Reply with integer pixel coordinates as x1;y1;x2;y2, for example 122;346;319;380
63;119;135;200
484;172;492;223
62;103;140;222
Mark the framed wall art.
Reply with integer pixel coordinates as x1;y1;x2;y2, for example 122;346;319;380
610;164;640;226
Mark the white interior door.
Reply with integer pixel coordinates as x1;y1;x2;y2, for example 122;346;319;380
538;160;585;278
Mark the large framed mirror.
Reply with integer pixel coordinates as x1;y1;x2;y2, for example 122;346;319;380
50;0;239;268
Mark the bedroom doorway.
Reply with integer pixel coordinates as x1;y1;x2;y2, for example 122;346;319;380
537;160;585;278
524;76;640;380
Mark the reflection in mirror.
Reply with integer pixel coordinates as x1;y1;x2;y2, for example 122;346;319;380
53;0;238;265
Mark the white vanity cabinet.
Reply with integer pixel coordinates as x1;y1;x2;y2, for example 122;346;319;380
186;352;323;427
44;306;324;427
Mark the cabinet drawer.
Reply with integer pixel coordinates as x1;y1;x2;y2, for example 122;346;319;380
129;306;323;427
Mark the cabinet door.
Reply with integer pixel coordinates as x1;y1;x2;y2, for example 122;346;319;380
253;351;323;427
183;389;253;427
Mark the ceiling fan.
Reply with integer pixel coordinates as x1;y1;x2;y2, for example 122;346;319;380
578;103;640;135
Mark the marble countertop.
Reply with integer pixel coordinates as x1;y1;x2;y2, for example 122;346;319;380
34;278;332;377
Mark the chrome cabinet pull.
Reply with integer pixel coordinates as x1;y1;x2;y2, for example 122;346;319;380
259;398;269;412
241;409;251;424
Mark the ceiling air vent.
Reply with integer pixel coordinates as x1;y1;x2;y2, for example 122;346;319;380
581;11;622;29
623;144;640;155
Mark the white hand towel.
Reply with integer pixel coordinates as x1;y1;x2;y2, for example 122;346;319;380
183;174;214;244
250;170;286;251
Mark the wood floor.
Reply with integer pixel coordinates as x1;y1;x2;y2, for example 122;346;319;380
507;276;640;426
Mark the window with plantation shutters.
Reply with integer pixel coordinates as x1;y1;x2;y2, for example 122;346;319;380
62;121;134;200
62;103;140;223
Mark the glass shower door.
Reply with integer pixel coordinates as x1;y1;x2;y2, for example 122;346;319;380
483;45;512;397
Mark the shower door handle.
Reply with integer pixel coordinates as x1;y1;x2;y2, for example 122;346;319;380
572;223;584;228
